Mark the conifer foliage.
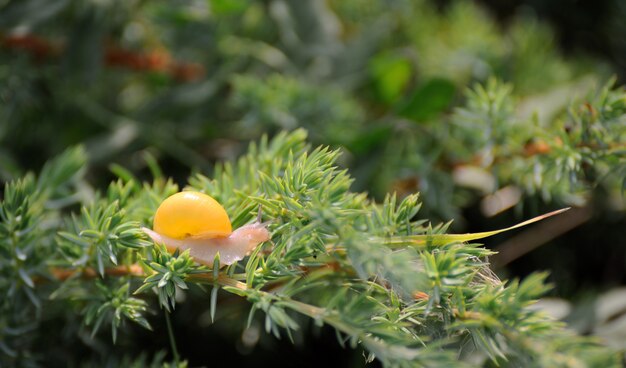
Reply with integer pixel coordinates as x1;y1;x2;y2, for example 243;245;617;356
0;131;620;366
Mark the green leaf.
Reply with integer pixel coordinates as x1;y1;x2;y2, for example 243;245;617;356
399;78;456;121
210;0;247;15
58;231;90;247
369;52;413;104
18;268;34;288
222;286;248;298
387;208;570;247
210;286;220;323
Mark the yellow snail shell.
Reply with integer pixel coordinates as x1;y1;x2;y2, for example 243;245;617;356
142;191;270;266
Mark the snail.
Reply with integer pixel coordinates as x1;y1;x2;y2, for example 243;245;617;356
141;191;271;266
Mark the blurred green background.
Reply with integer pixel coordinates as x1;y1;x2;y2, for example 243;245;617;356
1;0;625;365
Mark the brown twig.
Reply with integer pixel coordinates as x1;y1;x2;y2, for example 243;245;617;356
48;264;250;291
1;33;205;82
49;264;145;281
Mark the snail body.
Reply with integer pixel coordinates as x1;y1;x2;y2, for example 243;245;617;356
142;191;270;266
